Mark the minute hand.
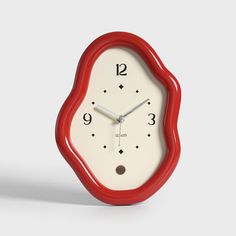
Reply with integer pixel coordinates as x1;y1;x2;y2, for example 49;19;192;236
122;98;150;118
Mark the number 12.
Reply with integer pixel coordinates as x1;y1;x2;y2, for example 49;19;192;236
116;64;127;76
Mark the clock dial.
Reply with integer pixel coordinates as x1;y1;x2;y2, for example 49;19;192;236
70;47;167;190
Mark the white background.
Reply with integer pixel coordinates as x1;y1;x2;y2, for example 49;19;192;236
0;0;235;235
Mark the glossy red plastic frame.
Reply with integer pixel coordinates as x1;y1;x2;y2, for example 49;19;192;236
55;32;181;205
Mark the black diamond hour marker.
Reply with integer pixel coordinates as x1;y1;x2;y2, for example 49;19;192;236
119;149;123;154
119;84;124;89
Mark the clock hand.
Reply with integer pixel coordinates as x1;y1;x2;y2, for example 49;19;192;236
118;121;122;146
94;105;121;122
122;98;150;118
117;115;125;147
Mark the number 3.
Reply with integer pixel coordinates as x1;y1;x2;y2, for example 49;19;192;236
148;113;156;125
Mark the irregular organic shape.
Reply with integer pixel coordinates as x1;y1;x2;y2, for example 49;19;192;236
55;32;181;205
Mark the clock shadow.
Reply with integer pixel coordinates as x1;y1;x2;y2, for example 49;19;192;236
0;176;105;206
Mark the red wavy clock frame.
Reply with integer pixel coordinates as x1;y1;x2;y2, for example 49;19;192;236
55;32;181;205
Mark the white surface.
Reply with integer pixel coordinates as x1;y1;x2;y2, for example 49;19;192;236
71;48;166;190
0;0;235;235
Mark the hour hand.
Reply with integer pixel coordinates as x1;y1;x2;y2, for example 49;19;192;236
94;105;120;123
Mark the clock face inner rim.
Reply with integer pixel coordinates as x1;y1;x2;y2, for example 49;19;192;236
69;47;167;191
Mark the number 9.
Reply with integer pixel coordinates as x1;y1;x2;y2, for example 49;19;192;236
83;113;92;125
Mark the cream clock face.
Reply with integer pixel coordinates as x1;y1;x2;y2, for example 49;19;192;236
70;47;167;190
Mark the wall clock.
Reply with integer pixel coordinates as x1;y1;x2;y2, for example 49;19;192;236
55;32;181;205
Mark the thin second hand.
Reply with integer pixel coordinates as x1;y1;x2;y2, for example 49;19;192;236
118;121;122;147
